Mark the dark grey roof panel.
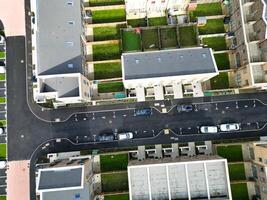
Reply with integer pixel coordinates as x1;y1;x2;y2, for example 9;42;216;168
38;167;83;190
122;48;217;80
36;0;83;75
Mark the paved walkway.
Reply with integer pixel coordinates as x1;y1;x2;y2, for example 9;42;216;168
0;0;25;36
7;160;30;200
87;21;126;28
88;39;120;45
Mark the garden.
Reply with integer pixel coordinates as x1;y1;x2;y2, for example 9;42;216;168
210;72;230;90
122;29;142;52
148;16;167;26
127;18;147;27
198;19;225;35
160;27;178;49
98;81;124;93
92;9;126;24
94;62;122;80
228;163;246;181
93;43;121;61
0;52;5;59
231;183;249;200
141;28;160;50
179;25;198;47
202;36;227;51
190;2;222;21
89;0;124;7
100;153;128;172
214;53;230;70
104;194;129;200
217;145;243;162
93;25;126;41
0;144;6;160
101;172;129;192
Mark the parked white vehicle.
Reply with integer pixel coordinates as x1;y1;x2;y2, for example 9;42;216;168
0;66;5;74
0;161;6;169
200;126;218;133
220;123;240;132
117;132;133;140
0;36;5;44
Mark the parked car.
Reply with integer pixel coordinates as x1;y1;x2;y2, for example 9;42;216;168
0;161;6;169
0;36;5;44
97;134;114;142
220;123;240;132
135;108;152;116
177;104;193;112
0;128;4;135
200;126;218;134
117;132;133;140
0;66;5;74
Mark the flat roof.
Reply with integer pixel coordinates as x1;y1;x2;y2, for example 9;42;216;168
122;48;217;80
40;75;80;98
128;158;231;200
38;166;83;191
36;0;83;76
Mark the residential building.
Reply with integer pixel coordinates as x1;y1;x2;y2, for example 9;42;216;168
36;157;95;200
228;0;267;90
122;47;218;101
128;155;232;200
249;141;267;200
30;0;91;107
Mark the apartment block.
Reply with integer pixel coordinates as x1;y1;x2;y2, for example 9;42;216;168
30;0;91;106
122;47;218;101
249;142;267;200
128;156;232;200
229;0;267;90
36;157;95;200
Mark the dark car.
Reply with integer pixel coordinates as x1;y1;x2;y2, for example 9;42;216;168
177;104;193;112
97;134;114;142
135;108;152;116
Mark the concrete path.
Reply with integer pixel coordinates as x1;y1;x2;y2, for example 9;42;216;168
87;21;126;28
88;39;120;45
87;59;121;64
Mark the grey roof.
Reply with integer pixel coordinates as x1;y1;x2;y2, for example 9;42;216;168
38;167;83;190
42;186;90;200
122;48;217;80
36;0;83;76
40;76;80;98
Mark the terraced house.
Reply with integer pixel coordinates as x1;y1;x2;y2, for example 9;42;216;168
229;0;267;90
31;0;91;107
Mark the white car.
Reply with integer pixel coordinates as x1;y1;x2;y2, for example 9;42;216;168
0;161;6;169
117;132;133;140
220;123;240;132
200;126;218;133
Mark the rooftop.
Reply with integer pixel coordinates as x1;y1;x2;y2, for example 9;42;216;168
37;166;83;191
122;47;217;80
36;0;84;76
39;75;80;98
128;156;231;200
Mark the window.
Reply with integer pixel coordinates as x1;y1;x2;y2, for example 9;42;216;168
67;63;74;68
68;21;75;25
259;157;263;162
66;41;74;47
67;1;73;6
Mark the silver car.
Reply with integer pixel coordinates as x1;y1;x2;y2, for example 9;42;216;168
220;123;240;132
200;126;218;133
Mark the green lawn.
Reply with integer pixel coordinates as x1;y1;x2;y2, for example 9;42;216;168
122;30;141;52
217;145;243;162
127;18;147;27
0;120;6;127
93;43;121;61
210;72;230;90
0;196;6;200
0;98;6;103
105;194;129;200
202;36;227;51
0;52;5;59
231;183;249;200
142;29;159;50
160;27;178;48
101;153;128;172
0;74;5;81
94;62;122;80
92;9;126;24
228;163;246;181
89;0;124;6
190;2;222;20
198;19;225;35
102;172;128;192
98;82;124;93
148;17;167;26
93;26;121;41
214;53;230;70
0;144;6;160
179;25;198;47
